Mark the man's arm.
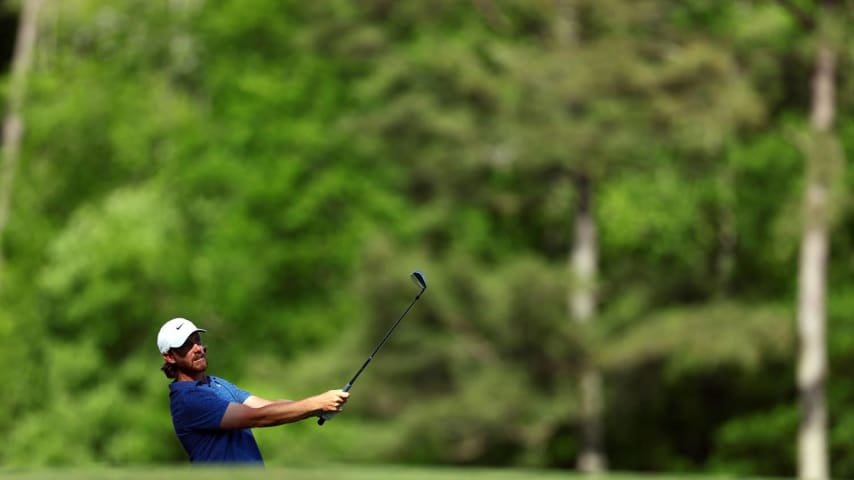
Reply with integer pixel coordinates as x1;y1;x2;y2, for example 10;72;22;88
220;389;348;429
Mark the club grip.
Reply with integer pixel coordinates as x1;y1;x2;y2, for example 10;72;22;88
317;383;352;426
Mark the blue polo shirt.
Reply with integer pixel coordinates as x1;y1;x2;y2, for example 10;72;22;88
169;375;263;464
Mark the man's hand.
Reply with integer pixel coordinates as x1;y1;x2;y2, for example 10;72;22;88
313;389;349;413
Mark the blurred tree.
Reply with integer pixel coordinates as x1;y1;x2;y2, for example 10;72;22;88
0;0;42;280
796;44;836;480
484;0;762;471
771;2;851;479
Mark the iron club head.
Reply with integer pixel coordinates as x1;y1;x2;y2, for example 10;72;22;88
410;270;427;290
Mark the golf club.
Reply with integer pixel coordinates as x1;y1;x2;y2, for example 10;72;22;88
318;270;428;426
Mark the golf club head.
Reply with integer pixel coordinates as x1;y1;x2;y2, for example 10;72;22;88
410;270;427;290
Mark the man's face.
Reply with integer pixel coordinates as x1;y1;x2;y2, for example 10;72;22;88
168;332;208;373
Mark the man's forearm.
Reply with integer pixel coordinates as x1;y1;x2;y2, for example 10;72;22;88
220;390;348;430
222;399;318;429
251;399;319;426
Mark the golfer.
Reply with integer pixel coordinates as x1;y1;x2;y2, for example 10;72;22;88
157;317;349;464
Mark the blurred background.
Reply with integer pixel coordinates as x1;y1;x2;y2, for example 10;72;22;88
1;0;853;478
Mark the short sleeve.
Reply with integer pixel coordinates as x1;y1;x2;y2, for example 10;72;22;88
230;384;251;404
173;388;231;431
211;376;252;404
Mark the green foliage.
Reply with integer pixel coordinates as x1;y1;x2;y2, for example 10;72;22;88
2;0;854;478
38;187;184;354
600;302;793;376
709;405;798;477
4;355;178;466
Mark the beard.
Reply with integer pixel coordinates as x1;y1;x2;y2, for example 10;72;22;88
191;354;208;370
179;347;208;373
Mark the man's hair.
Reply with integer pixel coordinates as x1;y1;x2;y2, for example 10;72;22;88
161;361;178;379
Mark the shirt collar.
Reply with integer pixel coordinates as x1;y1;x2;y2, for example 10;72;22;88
169;375;212;389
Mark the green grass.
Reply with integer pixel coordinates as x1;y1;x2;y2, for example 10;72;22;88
0;464;759;480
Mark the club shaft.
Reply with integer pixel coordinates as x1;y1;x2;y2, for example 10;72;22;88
346;289;424;388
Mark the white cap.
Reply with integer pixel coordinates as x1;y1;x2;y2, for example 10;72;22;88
157;317;206;354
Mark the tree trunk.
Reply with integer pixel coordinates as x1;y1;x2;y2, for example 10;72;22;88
797;45;836;480
570;174;606;473
0;0;43;279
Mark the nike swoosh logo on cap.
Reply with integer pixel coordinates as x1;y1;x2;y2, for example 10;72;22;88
176;322;184;330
